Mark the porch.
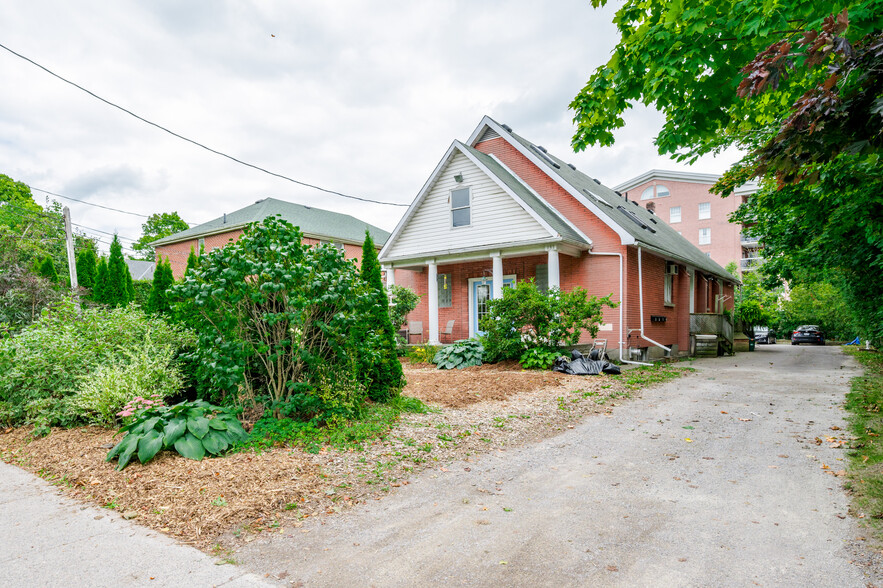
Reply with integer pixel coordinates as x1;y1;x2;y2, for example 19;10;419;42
690;313;734;356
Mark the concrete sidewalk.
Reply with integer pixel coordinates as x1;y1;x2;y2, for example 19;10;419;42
0;461;272;588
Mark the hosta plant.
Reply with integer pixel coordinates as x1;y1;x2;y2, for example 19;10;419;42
433;339;483;370
106;400;248;470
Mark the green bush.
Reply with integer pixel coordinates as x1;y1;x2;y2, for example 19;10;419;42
388;285;419;331
0;298;195;429
433;339;483;369
71;337;185;426
519;347;561;370
479;280;616;363
106;400;248;470
172;215;374;408
407;345;440;364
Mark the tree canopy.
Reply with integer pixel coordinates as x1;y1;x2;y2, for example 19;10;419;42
131;212;189;261
571;0;883;344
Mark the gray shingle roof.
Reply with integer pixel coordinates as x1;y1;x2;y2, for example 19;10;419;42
151;198;390;247
462;144;589;247
502;127;738;282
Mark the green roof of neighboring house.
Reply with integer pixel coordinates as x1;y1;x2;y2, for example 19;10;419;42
503;127;738;282
151;198;390;247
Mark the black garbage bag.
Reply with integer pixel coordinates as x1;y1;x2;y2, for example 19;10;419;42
552;349;621;376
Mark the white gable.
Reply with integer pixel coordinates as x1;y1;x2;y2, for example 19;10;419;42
382;150;553;260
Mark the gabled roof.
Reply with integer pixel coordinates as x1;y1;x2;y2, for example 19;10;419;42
469;116;738;282
151;197;390;247
379;141;591;262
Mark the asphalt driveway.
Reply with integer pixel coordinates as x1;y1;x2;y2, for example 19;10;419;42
236;345;880;587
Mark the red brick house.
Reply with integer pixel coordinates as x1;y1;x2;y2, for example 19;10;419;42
152;197;389;279
379;117;738;361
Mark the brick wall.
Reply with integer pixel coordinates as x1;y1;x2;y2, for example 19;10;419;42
155;229;367;279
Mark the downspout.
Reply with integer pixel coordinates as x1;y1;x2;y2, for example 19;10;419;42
637;246;672;355
588;249;650;366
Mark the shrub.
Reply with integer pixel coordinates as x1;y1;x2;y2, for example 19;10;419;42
147;257;174;314
433;339;483;370
37;256;59;283
71;338;184;426
388;285;420;331
172;215;373;408
357;231;404;401
75;248;97;290
407;345;440;364
0;299;195;428
479;280;615;363
106;400;248;470
519;347;561;370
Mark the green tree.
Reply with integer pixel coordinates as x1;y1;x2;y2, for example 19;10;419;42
184;245;199;277
778;281;856;341
147;257;174;314
173;215;372;408
570;1;883;345
358;231;404;402
131;212;189;261
37;256;59;283
76;248;98;290
101;235;131;307
93;256;108;303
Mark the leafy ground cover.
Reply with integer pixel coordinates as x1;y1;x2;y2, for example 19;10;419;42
843;347;883;540
0;361;692;552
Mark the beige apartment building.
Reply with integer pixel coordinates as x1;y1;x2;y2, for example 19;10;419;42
614;170;760;273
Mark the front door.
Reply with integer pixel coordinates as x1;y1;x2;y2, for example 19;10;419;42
469;276;515;336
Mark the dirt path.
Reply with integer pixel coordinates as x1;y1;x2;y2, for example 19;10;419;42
234;345;883;587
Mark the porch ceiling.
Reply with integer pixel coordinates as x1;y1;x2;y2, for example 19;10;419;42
381;238;586;269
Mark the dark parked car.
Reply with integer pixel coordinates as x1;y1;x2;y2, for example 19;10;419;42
791;325;825;345
753;327;776;344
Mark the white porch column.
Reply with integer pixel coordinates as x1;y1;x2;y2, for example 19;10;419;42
492;252;503;300
383;265;395;287
547;246;560;290
427;260;439;344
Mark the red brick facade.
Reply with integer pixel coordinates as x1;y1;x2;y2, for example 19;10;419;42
390;132;736;359
155;229;368;279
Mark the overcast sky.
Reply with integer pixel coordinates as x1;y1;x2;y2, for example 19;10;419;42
0;0;741;255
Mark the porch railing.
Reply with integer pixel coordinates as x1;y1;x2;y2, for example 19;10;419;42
690;313;734;349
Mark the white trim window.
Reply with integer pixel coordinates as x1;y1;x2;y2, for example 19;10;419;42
699;227;711;245
664;273;673;304
641;185;670;200
698;202;711;220
669;206;681;224
451;187;471;227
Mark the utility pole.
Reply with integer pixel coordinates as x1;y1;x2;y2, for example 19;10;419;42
63;206;81;313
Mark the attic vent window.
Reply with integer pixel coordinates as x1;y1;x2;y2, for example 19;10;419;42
617;205;657;233
451;187;471;228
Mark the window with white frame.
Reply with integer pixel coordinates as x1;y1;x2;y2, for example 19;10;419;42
451;187;471;227
640;186;655;200
670;206;681;223
698;202;711;219
699;227;711;245
656;185;670;198
641;185;670;200
664;273;673;304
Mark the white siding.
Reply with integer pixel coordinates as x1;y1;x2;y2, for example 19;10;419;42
385;152;551;259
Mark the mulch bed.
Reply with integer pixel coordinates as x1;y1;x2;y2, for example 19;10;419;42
0;363;663;551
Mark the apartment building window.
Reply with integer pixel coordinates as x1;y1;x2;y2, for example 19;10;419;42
670;206;681;223
699;228;711;245
698;202;711;220
641;184;670;200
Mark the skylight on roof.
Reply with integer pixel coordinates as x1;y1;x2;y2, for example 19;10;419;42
617;205;656;233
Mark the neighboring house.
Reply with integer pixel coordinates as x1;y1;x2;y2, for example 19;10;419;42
379;116;738;361
124;258;156;281
613;170;760;273
152;197;390;278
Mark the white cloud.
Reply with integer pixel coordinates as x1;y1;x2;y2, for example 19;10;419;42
0;0;743;254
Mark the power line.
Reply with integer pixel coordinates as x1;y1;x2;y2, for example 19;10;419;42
0;42;409;208
28;185;150;219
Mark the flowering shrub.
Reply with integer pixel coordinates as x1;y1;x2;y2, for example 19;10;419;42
407;345;440;364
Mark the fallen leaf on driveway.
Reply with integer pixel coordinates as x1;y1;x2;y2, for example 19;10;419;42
720;411;728;414
821;464;830;470
606;565;619;572
739;418;751;422
684;438;693;442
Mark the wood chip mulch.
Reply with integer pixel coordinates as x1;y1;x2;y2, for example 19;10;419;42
0;363;676;552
